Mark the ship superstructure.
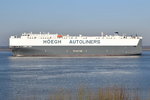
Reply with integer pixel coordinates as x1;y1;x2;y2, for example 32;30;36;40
9;32;142;57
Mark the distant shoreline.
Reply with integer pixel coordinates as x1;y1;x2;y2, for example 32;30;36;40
0;48;11;51
143;49;150;51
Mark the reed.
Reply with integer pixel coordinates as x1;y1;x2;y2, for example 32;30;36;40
49;86;141;100
15;86;144;100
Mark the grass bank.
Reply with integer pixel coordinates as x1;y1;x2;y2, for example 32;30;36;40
15;86;150;100
48;87;143;100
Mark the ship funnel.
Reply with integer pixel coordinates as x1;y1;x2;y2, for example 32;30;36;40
115;32;119;35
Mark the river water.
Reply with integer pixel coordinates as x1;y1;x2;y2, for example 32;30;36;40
0;51;150;100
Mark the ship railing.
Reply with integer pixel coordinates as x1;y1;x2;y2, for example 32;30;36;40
10;36;19;38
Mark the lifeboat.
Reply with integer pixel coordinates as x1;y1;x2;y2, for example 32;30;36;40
57;35;63;38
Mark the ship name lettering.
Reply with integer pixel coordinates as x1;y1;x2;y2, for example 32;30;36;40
69;40;100;44
43;40;61;44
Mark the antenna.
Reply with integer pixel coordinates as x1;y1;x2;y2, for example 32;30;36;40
101;32;104;36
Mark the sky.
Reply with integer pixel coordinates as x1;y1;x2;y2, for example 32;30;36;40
0;0;150;46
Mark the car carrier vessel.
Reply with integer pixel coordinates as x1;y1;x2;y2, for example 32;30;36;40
9;32;142;57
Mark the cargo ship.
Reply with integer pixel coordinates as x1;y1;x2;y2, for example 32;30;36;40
9;32;142;57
